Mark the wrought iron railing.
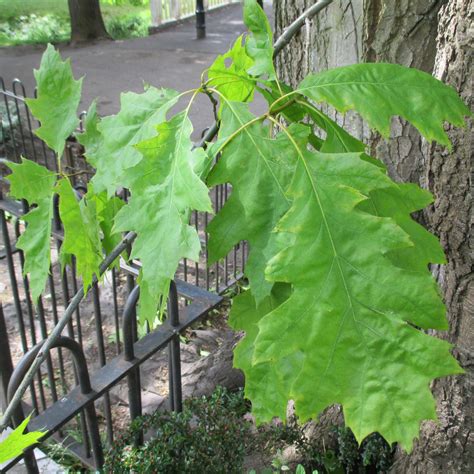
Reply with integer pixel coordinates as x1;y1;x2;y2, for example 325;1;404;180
0;76;243;472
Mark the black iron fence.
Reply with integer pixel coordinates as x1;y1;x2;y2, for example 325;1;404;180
0;77;244;472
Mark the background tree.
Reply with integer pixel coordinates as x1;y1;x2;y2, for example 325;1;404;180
68;0;110;43
274;0;473;471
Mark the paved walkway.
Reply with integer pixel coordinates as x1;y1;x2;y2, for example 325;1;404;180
0;2;273;137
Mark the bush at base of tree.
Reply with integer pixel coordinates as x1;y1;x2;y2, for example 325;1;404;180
104;387;395;474
104;387;251;473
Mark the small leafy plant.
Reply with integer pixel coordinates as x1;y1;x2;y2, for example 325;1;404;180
4;0;470;452
104;387;251;473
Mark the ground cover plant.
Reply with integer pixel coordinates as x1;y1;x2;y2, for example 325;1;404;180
104;387;394;473
1;0;470;462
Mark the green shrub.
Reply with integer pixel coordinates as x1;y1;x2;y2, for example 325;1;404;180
105;387;251;473
105;387;394;474
334;427;394;474
0;14;70;46
105;14;148;39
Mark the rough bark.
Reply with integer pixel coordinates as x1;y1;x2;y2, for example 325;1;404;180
274;0;473;471
68;0;110;44
392;1;474;471
275;0;443;183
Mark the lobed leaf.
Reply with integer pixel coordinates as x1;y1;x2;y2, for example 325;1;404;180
207;102;306;302
297;63;470;147
26;44;82;155
0;417;46;465
243;0;276;80
231;128;462;450
6;158;57;301
114;112;212;324
207;35;255;103
85;87;180;197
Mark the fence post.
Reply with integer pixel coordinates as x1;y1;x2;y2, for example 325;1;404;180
196;0;206;39
0;304;14;413
150;0;163;26
167;281;183;412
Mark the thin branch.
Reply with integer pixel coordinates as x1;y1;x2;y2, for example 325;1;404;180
273;0;334;57
0;0;335;431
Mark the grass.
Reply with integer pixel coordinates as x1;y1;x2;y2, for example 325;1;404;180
0;0;152;47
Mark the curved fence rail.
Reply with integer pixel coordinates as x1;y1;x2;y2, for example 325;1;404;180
0;76;241;472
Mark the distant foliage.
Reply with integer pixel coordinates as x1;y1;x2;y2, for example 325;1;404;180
106;14;149;39
0;14;70;46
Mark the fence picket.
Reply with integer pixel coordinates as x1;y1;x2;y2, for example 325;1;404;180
150;0;163;26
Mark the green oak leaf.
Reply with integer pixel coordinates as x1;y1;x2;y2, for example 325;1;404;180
362;183;446;272
207;35;255;102
56;178;103;290
6;158;57;301
26;44;82;154
87;87;180;196
243;0;276;80
92;190;125;256
297;63;471;147
207;102;305;302
114;112;212;324
262;82;380;164
0;416;46;464
229;285;291;421
234;132;461;450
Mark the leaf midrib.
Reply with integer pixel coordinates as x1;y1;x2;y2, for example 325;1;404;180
281;129;411;440
224;101;290;203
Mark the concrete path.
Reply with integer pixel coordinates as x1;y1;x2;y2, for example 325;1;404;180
0;2;273;138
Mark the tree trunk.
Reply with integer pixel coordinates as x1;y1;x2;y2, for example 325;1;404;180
68;0;110;44
392;1;473;470
274;1;473;471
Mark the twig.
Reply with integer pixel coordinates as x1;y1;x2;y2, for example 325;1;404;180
273;0;334;57
0;0;335;432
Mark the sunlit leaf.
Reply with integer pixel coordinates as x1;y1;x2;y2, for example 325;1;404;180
114;112;212;323
233;131;462;450
298;63;470;147
0;416;46;465
26;44;82;154
87;87;180;196
207;35;255;103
